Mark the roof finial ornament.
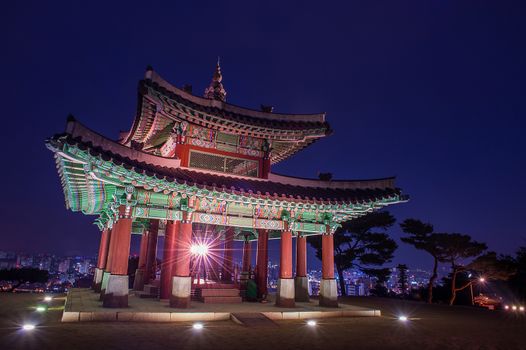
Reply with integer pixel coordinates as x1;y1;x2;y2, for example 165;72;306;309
204;58;227;102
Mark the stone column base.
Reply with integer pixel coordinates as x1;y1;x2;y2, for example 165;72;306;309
92;268;104;292
294;276;310;302
133;268;146;291
169;276;191;308
276;278;295;308
319;278;338;308
99;271;111;301
102;274;129;308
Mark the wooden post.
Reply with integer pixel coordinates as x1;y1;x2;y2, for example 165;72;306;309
160;220;179;299
102;205;132;308
222;227;234;282
320;227;338;307
242;237;252;273
296;235;307;277
256;229;269;299
132;229;149;291
145;219;159;283
276;229;295;307
294;234;310;302
170;219;193;308
93;228;111;292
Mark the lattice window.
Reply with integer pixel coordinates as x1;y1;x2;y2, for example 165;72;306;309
189;150;259;177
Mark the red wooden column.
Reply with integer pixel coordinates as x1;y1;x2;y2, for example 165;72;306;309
103;205;133;308
170;216;193;308
160;220;179;299
104;226;117;273
321;233;334;279
97;229;111;269
294;234;309;302
93;228;111;292
209;227;221;281
256;229;269;299
320;227;338;307
221;227;234;282
132;228;149;291
276;229;295;307
242;236;252;273
296;235;307;277
100;225;117;300
145;219;159;284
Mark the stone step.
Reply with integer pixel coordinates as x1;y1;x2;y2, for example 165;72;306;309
143;284;159;295
149;279;161;287
230;313;278;327
200;288;240;297
199;283;237;289
202;296;242;303
136;292;158;299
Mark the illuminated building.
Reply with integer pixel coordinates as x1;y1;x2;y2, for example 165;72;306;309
46;63;406;308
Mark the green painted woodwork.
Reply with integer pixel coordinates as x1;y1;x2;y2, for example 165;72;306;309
51;141;405;237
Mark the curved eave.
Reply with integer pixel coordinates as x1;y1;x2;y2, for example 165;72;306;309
148;69;326;123
47;119;407;207
122;69;332;152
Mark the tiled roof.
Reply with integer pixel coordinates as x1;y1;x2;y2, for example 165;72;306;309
49;131;403;205
142;78;332;131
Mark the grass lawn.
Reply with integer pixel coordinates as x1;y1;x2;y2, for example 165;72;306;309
0;292;525;350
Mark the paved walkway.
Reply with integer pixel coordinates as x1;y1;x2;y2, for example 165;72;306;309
63;288;380;322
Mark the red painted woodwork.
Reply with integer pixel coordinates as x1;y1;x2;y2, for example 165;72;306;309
110;207;133;275
160;220;179;299
322;233;335;279
262;158;271;179
105;226;117;272
175;143;190;166
137;231;149;269
242;238;251;272
296;235;307;277
256;229;269;297
222;227;234;281
96;229;111;269
280;231;293;278
145;220;159;282
174;222;193;277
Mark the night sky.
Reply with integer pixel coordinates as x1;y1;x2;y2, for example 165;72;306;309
2;1;525;270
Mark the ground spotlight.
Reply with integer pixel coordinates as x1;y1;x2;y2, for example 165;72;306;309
22;324;35;331
520;306;525;312
504;305;509;310
398;315;408;322
193;322;204;330
307;320;317;326
512;305;517;311
44;296;53;302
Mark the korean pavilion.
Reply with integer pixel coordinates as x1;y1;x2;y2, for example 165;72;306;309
46;63;406;308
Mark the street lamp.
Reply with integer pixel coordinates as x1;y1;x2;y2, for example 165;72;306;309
470;276;487;306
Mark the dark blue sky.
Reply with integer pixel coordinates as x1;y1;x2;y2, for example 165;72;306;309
2;1;525;270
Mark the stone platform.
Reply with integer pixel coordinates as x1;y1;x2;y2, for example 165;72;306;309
63;288;381;323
